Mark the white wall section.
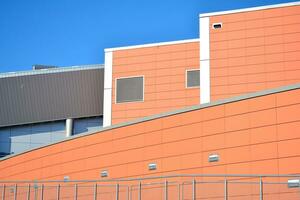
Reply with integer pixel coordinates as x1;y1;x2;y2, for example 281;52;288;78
200;16;211;104
103;51;113;127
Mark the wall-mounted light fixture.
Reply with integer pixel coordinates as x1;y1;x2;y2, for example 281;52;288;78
101;170;108;178
208;154;219;162
63;176;70;182
148;163;157;170
288;179;300;188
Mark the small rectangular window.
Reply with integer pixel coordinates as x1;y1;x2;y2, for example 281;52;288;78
116;76;144;103
212;23;222;29
186;69;200;88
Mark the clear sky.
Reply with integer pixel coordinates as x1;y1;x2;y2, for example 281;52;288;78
0;0;296;72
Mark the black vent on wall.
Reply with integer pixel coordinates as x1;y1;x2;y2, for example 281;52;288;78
212;23;222;29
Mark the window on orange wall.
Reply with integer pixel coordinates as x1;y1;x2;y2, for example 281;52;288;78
116;76;144;103
186;69;200;88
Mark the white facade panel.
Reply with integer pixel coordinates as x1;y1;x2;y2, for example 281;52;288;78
199;17;211;104
103;51;113;127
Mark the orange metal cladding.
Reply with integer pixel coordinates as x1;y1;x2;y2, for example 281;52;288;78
209;5;300;101
111;41;200;124
0;87;300;186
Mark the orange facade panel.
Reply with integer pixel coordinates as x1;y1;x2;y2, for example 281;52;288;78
209;5;300;101
111;41;200;124
0;86;300;182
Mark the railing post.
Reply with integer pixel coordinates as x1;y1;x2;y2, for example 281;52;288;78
224;179;228;200
93;184;97;200
2;184;5;200
259;177;263;200
56;184;60;200
14;184;17;200
27;184;31;200
33;184;37;200
164;180;168;200
192;179;196;200
177;184;180;200
138;182;142;200
40;184;44;200
116;183;119;200
127;186;129;200
182;183;184;200
74;184;78;200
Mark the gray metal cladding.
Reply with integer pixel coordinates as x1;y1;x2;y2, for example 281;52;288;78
187;70;200;88
116;76;144;103
0;68;104;127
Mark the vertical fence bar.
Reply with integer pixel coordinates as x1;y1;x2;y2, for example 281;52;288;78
192;179;196;200
224;179;228;200
177;184;180;200
164;180;168;200
2;184;5;200
14;184;17;200
93;184;97;200
56;184;60;200
74;184;78;200
40;184;44;200
181;183;184;200
138;182;142;200
34;184;37;200
27;184;31;200
259;177;263;200
127;186;129;200
116;184;119;200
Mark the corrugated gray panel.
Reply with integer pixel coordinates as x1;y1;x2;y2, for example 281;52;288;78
187;70;200;88
0;68;104;127
116;76;144;103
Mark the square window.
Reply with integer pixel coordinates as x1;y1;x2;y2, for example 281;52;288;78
116;76;144;103
186;69;200;88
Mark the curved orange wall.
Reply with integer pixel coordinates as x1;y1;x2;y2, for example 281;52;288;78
0;87;299;182
210;5;300;101
111;41;200;124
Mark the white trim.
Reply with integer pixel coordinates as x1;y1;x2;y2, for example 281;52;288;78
200;17;210;104
200;60;210;104
185;69;200;89
200;17;210;61
104;38;200;52
212;23;223;30
115;75;145;104
103;51;113;127
199;1;300;18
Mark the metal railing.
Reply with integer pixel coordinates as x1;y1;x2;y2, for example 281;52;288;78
1;174;300;200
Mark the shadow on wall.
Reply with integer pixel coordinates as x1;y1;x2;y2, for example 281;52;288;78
0;116;103;156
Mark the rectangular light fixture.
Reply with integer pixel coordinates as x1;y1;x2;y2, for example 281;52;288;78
101;170;108;178
148;163;157;170
63;176;70;182
208;154;219;162
288;179;300;188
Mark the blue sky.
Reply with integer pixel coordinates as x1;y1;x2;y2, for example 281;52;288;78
0;0;296;72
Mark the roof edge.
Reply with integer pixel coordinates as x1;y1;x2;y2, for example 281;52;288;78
1;82;300;162
199;1;300;18
0;64;104;79
104;38;200;52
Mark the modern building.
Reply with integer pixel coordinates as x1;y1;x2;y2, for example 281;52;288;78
0;1;300;200
0;64;104;156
